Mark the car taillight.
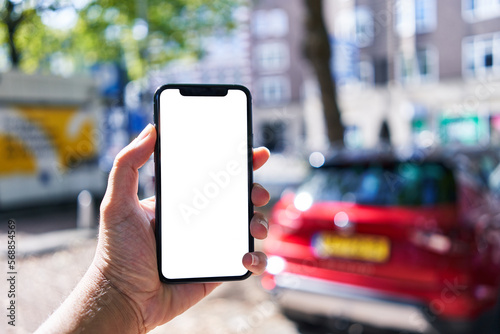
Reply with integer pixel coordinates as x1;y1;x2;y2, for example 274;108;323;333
410;230;469;255
411;230;452;254
266;256;287;275
273;204;303;231
261;274;276;291
293;192;313;211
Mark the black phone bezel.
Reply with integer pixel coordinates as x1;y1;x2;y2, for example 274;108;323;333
154;84;254;284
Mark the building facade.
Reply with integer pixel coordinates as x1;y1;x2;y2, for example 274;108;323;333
325;0;500;148
152;0;500;152
249;0;308;155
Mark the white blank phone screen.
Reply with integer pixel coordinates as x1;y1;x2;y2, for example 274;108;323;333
159;88;250;279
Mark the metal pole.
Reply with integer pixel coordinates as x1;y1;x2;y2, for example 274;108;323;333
77;190;95;229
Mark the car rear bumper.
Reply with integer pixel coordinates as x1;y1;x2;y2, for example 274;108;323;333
270;273;439;333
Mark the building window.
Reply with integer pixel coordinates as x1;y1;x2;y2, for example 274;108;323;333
415;0;437;33
395;0;416;37
333;43;374;87
260;121;286;153
252;9;289;39
335;6;374;47
358;60;374;86
332;38;359;86
395;0;436;36
463;33;500;77
463;0;500;22
256;76;290;105
254;42;290;72
374;57;389;85
355;7;374;47
396;46;438;84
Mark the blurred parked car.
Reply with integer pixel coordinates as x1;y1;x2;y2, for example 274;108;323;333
262;148;500;334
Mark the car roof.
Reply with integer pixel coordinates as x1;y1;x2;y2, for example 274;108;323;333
321;146;500;170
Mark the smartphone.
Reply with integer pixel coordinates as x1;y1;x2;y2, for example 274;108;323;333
154;84;253;283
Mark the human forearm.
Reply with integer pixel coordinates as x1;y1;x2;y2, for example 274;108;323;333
35;264;144;334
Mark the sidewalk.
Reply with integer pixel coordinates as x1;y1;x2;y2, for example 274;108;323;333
3;228;98;258
1;203;98;258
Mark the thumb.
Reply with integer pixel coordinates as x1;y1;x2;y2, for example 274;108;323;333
103;124;156;210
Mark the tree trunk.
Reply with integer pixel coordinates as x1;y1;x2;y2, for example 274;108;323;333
5;1;22;68
303;0;344;146
7;26;20;67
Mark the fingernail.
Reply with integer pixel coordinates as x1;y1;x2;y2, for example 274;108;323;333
251;253;260;266
258;218;268;230
254;183;264;190
135;124;153;143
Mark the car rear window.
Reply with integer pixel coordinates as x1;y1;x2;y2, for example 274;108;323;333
298;162;456;206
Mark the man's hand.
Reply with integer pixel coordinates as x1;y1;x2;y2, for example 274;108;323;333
37;124;271;334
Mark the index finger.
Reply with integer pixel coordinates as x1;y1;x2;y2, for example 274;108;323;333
253;147;270;171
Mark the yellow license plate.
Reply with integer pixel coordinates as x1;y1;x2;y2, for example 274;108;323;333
313;233;390;263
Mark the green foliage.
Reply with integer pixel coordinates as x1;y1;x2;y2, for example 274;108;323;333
0;0;240;79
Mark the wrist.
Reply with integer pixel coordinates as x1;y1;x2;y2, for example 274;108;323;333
36;264;145;334
83;264;145;334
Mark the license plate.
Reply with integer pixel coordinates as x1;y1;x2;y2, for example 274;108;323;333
312;233;390;263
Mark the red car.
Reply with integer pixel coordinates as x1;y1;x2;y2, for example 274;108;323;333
262;149;500;334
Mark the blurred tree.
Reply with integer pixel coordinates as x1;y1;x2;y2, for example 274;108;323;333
303;0;344;146
0;0;238;79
